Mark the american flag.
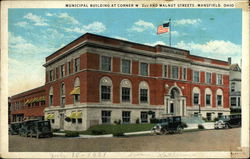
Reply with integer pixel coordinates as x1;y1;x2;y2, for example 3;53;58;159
157;22;170;34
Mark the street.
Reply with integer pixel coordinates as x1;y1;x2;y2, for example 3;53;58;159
9;128;240;152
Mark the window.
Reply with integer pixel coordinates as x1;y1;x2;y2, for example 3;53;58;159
101;86;111;101
141;112;148;123
68;62;71;74
217;95;222;106
140;63;148;76
171;66;179;79
206;94;211;106
231;82;236;92
122;88;130;102
206;72;211;83
206;113;212;121
60;65;65;78
101;56;111;71
72;118;76;124
71;77;80;104
231;97;237;106
140;89;148;103
49;70;53;81
74;58;80;72
193;71;200;82
182;68;187;80
217;74;223;85
218;113;223;119
122;59;131;74
163;65;168;78
100;77;112;102
238;97;241;107
121;79;131;102
193;93;199;105
101;111;111;124
56;67;59;79
77;118;82;123
122;111;131;123
49;87;53;106
61;83;65;107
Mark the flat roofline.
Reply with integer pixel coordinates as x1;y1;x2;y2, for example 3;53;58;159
10;85;45;99
45;32;228;65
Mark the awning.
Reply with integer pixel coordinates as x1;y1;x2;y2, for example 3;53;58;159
37;96;45;102
24;99;31;105
69;112;77;118
45;114;55;120
70;87;80;95
45;114;51;120
75;112;82;118
30;97;39;103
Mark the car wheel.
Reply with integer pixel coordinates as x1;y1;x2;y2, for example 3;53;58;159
224;124;229;129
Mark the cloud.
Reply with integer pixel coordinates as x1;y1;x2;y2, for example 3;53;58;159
145;41;166;46
64;21;106;33
175;40;242;63
113;36;129;41
129;20;155;32
174;19;201;26
24;13;48;26
46;12;53;16
57;13;79;25
15;21;28;27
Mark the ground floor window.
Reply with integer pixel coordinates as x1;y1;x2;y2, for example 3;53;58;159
140;112;148;123
77;118;82;123
218;113;223;119
206;113;212;121
122;111;131;124
72;118;76;123
102;111;111;124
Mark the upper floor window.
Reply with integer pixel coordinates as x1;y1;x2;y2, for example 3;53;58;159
139;81;149;103
49;70;53;81
49;87;53;106
121;79;131;102
68;61;71;74
70;77;80;104
101;56;111;71
74;58;80;72
60;65;65;78
61;83;65;107
163;65;168;78
217;95;222;106
122;59;131;74
193;71;200;83
140;63;148;76
56;67;59;79
206;72;211;83
231;82;236;92
182;67;187;80
100;77;112;102
217;74;223;85
171;66;179;79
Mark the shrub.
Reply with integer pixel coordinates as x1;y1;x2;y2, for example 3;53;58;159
52;128;60;132
113;132;124;137
136;118;140;124
150;118;159;124
114;119;121;125
181;122;188;128
65;131;79;137
198;124;205;129
91;129;106;135
213;117;219;122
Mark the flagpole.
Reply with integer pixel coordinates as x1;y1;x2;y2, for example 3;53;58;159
169;18;171;47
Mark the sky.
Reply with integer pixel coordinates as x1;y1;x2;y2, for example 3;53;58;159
8;8;242;96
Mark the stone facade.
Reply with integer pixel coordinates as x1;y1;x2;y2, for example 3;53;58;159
43;33;230;131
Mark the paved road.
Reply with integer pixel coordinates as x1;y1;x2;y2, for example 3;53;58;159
9;128;240;152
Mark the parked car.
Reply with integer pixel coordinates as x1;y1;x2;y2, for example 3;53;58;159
151;116;184;135
214;114;241;129
19;120;39;137
29;120;53;138
9;122;23;135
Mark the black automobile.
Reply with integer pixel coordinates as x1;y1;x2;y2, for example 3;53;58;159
151;116;184;135
19;120;39;137
9;122;22;135
29;121;53;138
214;114;241;129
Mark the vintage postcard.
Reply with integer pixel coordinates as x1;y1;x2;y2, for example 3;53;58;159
1;0;249;158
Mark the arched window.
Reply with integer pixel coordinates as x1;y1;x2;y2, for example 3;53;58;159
49;86;53;106
100;77;112;102
205;88;212;107
120;79;132;102
192;87;200;106
61;83;65;107
216;89;223;107
170;88;180;99
139;81;149;104
70;77;80;104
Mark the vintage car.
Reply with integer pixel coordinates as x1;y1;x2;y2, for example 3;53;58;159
29;120;53;138
214;114;241;129
151;116;184;135
9;122;23;135
19;120;39;137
